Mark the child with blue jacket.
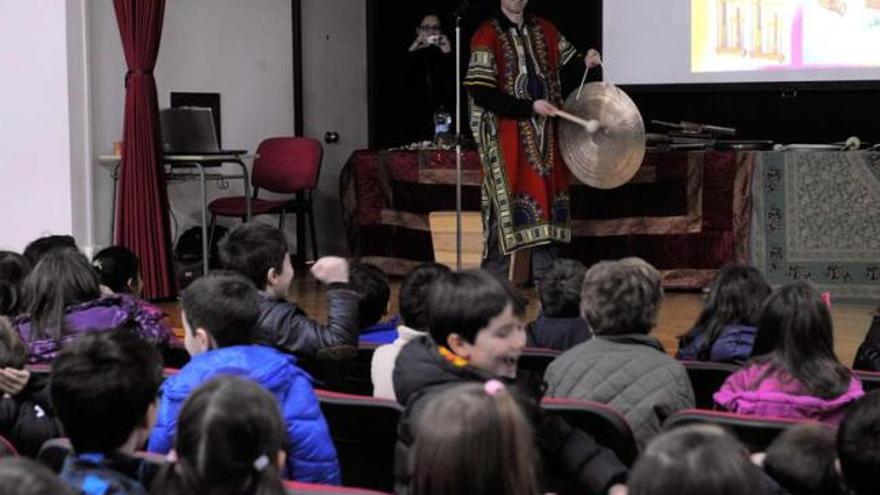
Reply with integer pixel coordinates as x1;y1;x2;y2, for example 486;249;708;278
147;271;340;485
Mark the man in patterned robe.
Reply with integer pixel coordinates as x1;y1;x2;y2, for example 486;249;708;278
464;0;599;282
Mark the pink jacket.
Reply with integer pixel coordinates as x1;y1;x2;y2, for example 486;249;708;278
714;364;864;425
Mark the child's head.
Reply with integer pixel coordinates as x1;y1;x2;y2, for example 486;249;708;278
0;251;30;317
218;223;291;296
0;457;75;495
763;424;839;495
155;376;287;495
349;262;390;328
49;331;163;454
751;281;850;399
537;258;586;318
627;424;765;495
581;259;663;336
427;270;524;378
685;264;771;359
180;271;260;355
838;391;880;495
410;381;538;495
91;246;142;296
0;316;26;370
399;263;450;332
23;248;101;341
22;235;76;267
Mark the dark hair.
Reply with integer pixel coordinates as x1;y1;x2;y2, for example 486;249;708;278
680;265;771;360
763;424;840;495
838;391;880;495
581;259;663;336
749;281;852;399
538;259;586;318
627;425;765;495
92;246;139;294
218;223;288;290
349;263;390;328
0;457;75;495
399;263;450;331
151;376;287;495
0;251;30;317
22;249;101;341
50;331;163;453
0;316;26;369
410;382;538;495
22;235;77;267
427;270;511;345
180;271;260;348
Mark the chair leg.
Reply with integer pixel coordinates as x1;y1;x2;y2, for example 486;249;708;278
308;205;319;261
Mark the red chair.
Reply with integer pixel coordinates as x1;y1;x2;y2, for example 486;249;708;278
209;137;322;265
284;480;390;494
680;360;740;409
540;397;638;466
662;409;823;452
314;389;402;492
854;369;880;392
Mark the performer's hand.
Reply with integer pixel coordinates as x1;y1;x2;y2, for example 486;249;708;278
533;99;559;117
437;34;452;54
584;48;602;68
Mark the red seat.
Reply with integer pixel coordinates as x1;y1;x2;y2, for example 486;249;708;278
680;360;739;409
284;480;390;494
208;137;322;265
663;408;824;452
854;369;880;392
540;397;638;466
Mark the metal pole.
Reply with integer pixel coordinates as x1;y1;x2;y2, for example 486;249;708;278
455;16;463;271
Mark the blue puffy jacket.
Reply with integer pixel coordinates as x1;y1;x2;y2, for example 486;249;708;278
675;324;756;365
147;345;341;485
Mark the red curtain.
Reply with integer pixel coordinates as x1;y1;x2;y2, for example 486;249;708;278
113;0;174;299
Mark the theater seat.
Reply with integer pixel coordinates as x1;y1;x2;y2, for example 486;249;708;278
284;480;390;494
299;344;378;396
854;369;880;392
680;360;739;409
0;434;18;457
515;347;560;391
540;397;638;466
315;389;402;492
663;409;822;452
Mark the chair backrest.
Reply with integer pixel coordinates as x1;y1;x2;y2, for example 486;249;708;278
681;360;740;409
854;370;880;393
252;137;322;193
315;389;402;492
36;437;72;473
663;409;820;452
515;347;560;392
0;434;18;457
284;480;390;495
298;344;377;396
540;397;638;466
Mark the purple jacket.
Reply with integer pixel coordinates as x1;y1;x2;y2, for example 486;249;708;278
13;294;172;364
714;364;864;425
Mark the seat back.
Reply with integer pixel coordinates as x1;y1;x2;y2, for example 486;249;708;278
515;347;560;392
315;390;401;492
540;397;638;466
284;480;390;494
663;409;819;452
854;370;880;392
299;344;377;396
0;434;18;457
681;361;739;409
252;137;323;193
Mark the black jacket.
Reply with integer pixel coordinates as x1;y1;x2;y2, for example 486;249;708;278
256;284;361;360
391;336;628;495
0;373;60;457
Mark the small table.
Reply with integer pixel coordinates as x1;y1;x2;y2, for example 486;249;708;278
99;153;253;275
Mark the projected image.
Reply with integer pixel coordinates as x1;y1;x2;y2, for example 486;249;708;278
692;0;880;72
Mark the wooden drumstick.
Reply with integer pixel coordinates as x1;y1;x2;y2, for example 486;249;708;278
555;110;600;133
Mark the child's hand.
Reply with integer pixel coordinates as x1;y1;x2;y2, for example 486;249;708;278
310;257;349;284
0;367;30;396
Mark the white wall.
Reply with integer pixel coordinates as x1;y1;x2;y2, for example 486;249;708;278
88;0;295;248
0;1;75;252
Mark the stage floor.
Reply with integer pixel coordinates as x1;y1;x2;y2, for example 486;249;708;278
162;276;878;367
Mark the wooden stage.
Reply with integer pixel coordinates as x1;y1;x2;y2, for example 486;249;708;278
162;275;878;367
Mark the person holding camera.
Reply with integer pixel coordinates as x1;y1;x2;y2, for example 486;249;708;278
409;14;452;54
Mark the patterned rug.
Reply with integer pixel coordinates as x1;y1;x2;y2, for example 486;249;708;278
751;151;880;301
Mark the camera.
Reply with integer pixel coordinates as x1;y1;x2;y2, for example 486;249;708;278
426;34;441;46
